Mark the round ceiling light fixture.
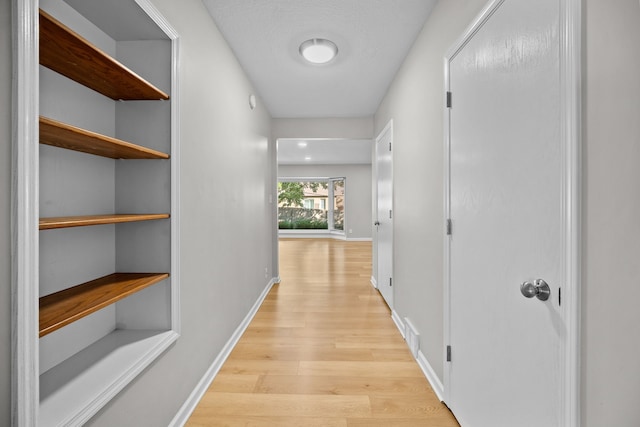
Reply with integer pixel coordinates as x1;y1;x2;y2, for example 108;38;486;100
299;38;338;64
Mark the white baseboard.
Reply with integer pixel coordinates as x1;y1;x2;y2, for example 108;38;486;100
417;350;444;402
388;310;444;402
168;277;277;426
279;230;345;240
391;310;405;338
370;276;377;289
278;231;371;241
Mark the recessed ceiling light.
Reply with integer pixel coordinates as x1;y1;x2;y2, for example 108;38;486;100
297;141;308;148
299;38;338;64
304;156;312;161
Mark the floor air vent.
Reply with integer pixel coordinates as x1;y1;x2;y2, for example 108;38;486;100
404;317;420;358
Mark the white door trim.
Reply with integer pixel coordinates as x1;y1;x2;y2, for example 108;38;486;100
374;119;394;308
12;0;40;424
442;0;581;425
559;2;582;426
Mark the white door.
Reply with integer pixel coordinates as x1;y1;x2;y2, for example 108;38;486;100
376;121;393;309
445;0;579;425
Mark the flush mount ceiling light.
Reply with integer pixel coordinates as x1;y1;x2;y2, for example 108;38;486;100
299;38;338;64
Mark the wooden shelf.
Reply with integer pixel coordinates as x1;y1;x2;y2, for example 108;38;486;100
39;9;169;101
39;214;170;230
40;116;169;159
39;273;169;337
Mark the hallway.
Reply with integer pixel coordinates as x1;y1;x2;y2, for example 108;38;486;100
187;239;458;426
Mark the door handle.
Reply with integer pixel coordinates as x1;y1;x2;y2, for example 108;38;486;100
374;221;380;226
520;279;550;301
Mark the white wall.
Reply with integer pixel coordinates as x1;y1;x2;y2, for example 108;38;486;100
278;164;372;239
582;1;640;425
1;0;11;423
373;0;488;383
78;0;274;425
272;117;373;140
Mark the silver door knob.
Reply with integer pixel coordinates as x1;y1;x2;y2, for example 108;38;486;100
520;279;550;301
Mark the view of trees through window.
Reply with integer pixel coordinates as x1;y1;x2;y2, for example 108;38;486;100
278;178;345;231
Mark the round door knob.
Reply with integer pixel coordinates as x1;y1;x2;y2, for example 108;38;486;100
520;279;550;301
521;281;537;298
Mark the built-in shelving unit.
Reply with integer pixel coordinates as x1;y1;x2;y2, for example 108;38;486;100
40;116;170;159
39;213;170;230
39;9;169;101
40;273;170;337
13;1;180;425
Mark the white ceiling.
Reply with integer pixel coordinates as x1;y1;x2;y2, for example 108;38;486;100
202;0;438;118
278;139;372;165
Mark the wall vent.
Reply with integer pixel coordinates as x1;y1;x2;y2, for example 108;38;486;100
404;317;420;358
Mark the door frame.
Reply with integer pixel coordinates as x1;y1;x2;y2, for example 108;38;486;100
442;0;581;425
374;119;394;309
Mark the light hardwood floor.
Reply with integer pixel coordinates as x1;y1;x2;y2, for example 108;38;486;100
187;238;459;426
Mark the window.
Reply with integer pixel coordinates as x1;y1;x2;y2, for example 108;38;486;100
332;179;345;231
277;178;345;232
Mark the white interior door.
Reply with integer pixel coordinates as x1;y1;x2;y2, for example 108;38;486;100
445;0;579;425
376;121;393;309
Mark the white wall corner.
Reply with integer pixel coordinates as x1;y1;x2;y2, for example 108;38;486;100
417;350;445;402
370;276;377;289
391;310;405;338
168;278;276;426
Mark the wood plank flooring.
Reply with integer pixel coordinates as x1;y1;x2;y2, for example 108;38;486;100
187;238;459;426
